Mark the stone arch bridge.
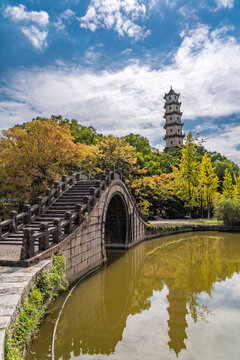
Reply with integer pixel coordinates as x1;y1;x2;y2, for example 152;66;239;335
0;170;148;282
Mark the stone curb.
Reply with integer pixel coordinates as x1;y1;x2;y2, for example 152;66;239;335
0;259;52;360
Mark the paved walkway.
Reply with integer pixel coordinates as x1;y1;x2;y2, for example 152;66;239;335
0;260;51;360
150;219;218;226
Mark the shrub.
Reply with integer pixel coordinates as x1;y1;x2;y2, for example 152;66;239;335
215;198;240;226
5;253;68;360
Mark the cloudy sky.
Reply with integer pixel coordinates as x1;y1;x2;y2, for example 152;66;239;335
0;0;240;163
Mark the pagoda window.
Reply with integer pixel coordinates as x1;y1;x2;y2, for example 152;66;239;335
170;117;172;120
171;129;172;132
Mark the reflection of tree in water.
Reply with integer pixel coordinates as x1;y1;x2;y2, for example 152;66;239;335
53;233;240;360
132;233;240;356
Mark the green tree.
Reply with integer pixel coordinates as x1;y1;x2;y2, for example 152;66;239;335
173;132;199;217
198;153;219;218
222;168;234;199
233;174;240;201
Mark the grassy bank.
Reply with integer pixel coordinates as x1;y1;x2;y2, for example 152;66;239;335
5;253;68;360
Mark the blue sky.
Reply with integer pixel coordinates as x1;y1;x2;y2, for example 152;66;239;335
0;0;240;163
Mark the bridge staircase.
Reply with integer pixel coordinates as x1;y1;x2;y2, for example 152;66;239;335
0;169;147;266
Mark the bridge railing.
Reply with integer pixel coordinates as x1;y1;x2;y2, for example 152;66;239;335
0;168;91;240
20;171;111;259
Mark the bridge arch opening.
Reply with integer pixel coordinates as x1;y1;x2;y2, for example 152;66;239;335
105;193;128;245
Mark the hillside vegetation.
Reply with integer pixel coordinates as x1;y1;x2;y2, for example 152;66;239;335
0;115;239;219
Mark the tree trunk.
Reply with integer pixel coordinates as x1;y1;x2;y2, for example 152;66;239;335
208;207;211;219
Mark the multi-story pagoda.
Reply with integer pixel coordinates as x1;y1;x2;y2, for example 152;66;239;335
164;87;185;150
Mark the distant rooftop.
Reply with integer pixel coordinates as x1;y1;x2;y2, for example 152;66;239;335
164;86;180;98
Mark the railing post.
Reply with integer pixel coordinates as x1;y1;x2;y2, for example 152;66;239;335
53;218;62;243
83;196;90;213
46;188;52;206
10;210;17;233
76;167;81;181
39;223;49;250
75;204;82;225
54;181;61;198
64;212;73;234
62;175;68;191
36;197;43;215
21;228;35;259
23;204;31;224
0;223;2;240
69;171;74;185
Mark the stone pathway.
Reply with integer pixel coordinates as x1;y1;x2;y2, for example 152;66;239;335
0;260;51;360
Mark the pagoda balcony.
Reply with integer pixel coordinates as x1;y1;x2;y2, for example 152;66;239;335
164;111;183;118
164;101;181;109
164;122;184;129
164;133;185;140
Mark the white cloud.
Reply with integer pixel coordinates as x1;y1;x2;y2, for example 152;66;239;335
3;4;49;50
80;0;150;40
61;9;76;19
215;0;234;9
4;4;49;26
21;26;48;50
1;24;240;163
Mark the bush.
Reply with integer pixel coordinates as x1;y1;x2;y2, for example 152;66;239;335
215;198;240;226
5;253;68;360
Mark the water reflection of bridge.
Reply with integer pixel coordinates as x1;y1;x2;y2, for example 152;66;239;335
55;232;240;359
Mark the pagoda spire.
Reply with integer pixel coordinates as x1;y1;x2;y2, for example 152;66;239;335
163;87;185;150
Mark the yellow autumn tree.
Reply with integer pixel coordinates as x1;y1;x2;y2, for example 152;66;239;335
198;153;219;218
0;119;92;204
87;136;137;175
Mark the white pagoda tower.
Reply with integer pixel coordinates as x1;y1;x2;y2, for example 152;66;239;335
164;87;185;150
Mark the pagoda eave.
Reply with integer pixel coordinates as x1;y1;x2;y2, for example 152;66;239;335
164;111;183;118
164;122;184;129
164;134;185;140
164;102;181;109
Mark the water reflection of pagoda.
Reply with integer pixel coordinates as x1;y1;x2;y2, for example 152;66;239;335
167;287;188;356
51;233;240;360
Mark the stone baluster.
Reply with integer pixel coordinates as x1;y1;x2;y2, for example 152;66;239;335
69;171;75;185
75;204;82;225
39;223;49;250
62;175;68;191
53;218;62;243
89;187;96;206
23;204;31;224
76;167;81;181
83;196;90;213
36;197;43;215
21;228;35;259
64;212;73;234
54;181;61;198
95;180;101;197
46;188;52;206
10;210;17;233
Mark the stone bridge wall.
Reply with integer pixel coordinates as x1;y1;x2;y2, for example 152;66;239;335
62;180;146;283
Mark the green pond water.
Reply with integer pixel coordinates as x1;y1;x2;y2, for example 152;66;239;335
27;232;240;360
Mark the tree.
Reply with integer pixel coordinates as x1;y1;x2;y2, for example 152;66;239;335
32;116;103;145
88;136;137;175
222;168;234;199
0;119;91;205
130;173;185;218
173;132;199;217
234;175;240;201
198;153;219;218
